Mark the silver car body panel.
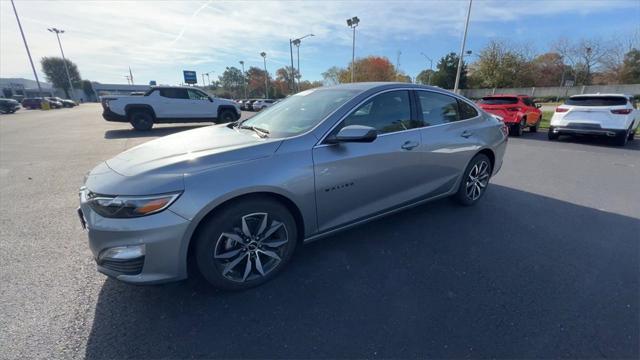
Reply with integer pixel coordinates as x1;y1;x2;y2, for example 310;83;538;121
80;83;507;284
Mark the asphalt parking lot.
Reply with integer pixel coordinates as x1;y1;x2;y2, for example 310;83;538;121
1;104;638;359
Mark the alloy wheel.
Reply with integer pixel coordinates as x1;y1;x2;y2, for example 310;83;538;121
213;212;289;282
465;160;490;201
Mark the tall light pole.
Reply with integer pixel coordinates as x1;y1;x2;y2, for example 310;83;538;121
454;0;472;93
239;61;247;99
289;34;314;92
346;16;360;83
260;52;268;99
420;52;433;85
47;27;76;100
11;0;43;97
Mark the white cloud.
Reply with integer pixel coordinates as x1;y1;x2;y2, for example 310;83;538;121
1;0;637;84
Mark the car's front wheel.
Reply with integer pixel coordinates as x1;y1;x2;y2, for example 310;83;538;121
195;197;298;290
218;109;237;123
453;153;492;206
511;118;525;137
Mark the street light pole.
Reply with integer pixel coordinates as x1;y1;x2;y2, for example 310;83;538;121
289;34;314;92
454;0;472;93
11;0;43;97
260;52;268;99
239;61;247;99
346;16;360;83
47;27;76;100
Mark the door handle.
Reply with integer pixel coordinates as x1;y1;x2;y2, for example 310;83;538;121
461;130;473;138
401;141;419;150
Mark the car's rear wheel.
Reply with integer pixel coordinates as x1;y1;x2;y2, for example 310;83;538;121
628;129;636;141
129;110;154;131
548;127;559;140
511;118;525;137
453;153;492;206
614;128;630;146
195;197;298;290
530;117;539;133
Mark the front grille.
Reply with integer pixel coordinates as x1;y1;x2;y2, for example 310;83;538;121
98;257;144;275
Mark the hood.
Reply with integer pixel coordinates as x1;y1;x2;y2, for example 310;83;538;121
106;124;281;177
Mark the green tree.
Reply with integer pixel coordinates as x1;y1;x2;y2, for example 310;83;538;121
245;66;271;98
468;41;535;88
81;80;95;101
620;48;640;83
415;69;435;85
40;57;82;98
431;52;466;89
218;66;244;98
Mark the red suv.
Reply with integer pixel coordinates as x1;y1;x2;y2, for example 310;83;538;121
477;94;542;136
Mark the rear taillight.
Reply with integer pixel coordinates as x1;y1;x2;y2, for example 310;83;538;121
611;109;632;115
555;107;569;113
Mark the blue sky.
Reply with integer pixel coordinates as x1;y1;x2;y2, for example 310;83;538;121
1;0;638;85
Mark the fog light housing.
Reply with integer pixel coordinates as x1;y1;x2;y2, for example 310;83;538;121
98;244;146;261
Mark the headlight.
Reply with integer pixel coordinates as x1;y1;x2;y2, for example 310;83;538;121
87;192;181;218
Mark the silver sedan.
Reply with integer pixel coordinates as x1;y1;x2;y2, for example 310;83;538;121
78;83;508;290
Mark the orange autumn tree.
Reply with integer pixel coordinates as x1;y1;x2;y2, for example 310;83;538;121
338;56;399;83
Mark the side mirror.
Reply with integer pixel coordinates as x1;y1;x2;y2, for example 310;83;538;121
326;125;377;144
535;103;542;108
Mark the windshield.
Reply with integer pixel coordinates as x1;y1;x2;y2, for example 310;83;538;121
565;96;627;106
238;88;359;137
479;97;518;105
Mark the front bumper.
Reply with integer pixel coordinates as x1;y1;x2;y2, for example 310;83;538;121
79;190;191;284
102;108;128;122
549;125;626;137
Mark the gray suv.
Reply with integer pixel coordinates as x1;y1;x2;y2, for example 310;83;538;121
78;83;508;290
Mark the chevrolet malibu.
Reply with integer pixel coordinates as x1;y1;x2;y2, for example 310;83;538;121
78;83;508;290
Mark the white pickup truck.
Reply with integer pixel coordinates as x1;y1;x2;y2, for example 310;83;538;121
101;86;241;130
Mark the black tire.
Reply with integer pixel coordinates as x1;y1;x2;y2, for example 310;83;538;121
129;110;154;131
548;128;559;140
629;128;635;141
453;153;493;206
530;118;539;133
614;129;629;146
511;118;525;137
195;197;298;290
218;109;236;123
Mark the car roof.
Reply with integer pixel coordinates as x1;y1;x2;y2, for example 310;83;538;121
570;93;630;98
321;82;443;92
482;94;526;98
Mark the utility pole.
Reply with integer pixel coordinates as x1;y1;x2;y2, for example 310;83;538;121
47;27;76;100
346;16;360;83
129;67;134;85
289;40;295;93
420;52;433;85
239;61;247;99
289;34;314;92
260;52;268;98
454;0;472;93
11;0;43;97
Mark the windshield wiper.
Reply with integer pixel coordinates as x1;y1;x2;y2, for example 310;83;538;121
239;125;270;138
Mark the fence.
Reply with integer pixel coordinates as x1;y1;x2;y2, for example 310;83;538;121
460;84;640;100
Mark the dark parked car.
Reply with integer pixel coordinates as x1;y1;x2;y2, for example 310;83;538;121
45;97;63;109
22;98;45;110
53;97;77;108
0;98;21;114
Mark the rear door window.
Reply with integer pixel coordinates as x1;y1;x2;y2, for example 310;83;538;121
458;99;479;120
565;96;627;106
159;88;189;99
417;91;460;126
479;97;518;105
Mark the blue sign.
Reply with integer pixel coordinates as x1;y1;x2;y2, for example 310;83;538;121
183;70;197;84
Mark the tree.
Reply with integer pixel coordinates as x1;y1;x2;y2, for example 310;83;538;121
40;57;81;98
415;69;435;85
620;48;640;83
81;80;95;101
245;66;271;98
322;66;344;85
467;41;534;88
218;66;244;98
431;52;466;89
339;56;397;83
531;52;565;87
554;37;608;86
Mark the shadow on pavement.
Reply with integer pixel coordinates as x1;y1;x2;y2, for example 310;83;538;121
85;185;639;359
104;125;207;139
518;131;640;151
